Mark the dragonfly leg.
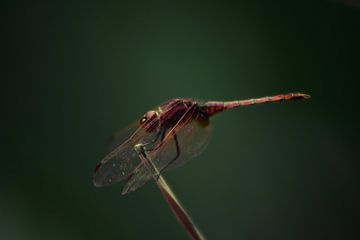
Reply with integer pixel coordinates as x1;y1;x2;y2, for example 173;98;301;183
161;131;180;172
134;144;161;181
142;128;164;148
124;141;158;184
143;129;166;152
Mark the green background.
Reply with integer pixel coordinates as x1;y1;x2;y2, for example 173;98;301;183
2;0;359;239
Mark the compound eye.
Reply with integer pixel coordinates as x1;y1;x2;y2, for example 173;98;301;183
139;115;147;124
147;111;158;119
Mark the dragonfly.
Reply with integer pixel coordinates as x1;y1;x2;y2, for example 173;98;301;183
93;93;310;195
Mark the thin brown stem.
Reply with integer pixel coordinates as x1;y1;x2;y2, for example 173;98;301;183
134;144;206;240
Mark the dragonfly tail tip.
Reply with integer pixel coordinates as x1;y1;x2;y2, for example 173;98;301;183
301;93;311;99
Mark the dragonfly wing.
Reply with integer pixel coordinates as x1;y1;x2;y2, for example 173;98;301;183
160;118;212;172
148;117;212;174
107;122;140;154
93;121;159;187
121;111;212;194
121;163;151;194
93;142;139;187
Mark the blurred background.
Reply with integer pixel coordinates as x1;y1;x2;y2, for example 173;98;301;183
1;0;359;239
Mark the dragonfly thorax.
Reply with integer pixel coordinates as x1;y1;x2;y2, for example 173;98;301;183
159;99;197;128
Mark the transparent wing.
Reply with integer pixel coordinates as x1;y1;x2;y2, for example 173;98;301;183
93;120;161;187
156;119;212;171
122;111;212;194
93;99;185;188
107;122;140;153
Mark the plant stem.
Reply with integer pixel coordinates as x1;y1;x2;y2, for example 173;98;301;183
135;144;206;240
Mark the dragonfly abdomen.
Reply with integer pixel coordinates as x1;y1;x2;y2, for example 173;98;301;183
200;101;226;117
203;93;310;117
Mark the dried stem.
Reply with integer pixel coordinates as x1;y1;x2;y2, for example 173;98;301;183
135;144;206;240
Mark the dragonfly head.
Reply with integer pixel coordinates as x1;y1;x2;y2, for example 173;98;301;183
139;110;160;132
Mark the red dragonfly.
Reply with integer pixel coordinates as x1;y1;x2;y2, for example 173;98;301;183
93;93;310;194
